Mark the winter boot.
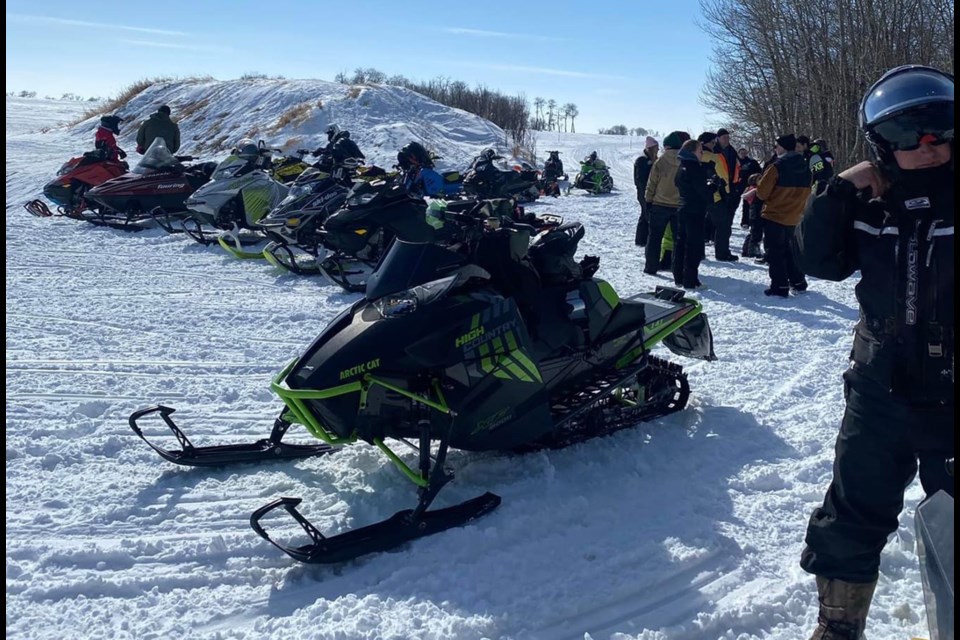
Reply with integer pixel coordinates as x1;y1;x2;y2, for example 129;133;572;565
808;576;877;640
764;286;789;298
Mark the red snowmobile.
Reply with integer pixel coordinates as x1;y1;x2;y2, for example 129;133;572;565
84;139;216;231
24;150;128;220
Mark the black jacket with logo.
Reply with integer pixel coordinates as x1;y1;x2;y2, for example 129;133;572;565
795;163;954;405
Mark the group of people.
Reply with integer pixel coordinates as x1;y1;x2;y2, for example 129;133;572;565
642;65;954;640
633;125;840;296
94;105;182;163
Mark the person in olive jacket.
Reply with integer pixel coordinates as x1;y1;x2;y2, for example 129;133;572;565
136;105;181;154
795;65;955;640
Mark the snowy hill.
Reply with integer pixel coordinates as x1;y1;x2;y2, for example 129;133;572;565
5;100;933;640
48;78;506;169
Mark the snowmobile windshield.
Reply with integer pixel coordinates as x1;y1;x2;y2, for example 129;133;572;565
211;155;250;180
134;139;181;174
365;240;469;300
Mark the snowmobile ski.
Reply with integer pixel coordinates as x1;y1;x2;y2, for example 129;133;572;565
128;405;336;467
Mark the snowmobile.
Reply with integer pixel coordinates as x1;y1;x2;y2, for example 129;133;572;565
308;178;439;291
914;459;954;640
180;141;290;258
24;150;128;220
270;151;312;184
82;139;216;231
462;151;540;202
130;207;716;565
570;157;614;195
539;150;567;197
259;163;357;275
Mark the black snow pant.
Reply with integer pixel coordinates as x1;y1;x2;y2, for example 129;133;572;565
749;210;764;247
673;210;705;287
801;374;955;582
635;197;649;246
708;200;734;259
763;219;805;292
644;204;677;275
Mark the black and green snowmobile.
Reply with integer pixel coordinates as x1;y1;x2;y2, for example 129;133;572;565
130;210;715;564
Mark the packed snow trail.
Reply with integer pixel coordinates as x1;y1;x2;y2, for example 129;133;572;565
6;95;931;640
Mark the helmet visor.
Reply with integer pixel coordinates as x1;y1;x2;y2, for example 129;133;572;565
871;102;954;151
863;68;954;124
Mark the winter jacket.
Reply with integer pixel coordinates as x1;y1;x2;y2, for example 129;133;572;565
795;164;954;405
700;149;727;204
809;152;834;188
136;111;180;154
756;151;811;226
739;156;761;185
716;143;741;190
95;126;124;162
675;152;711;215
405;166;445;196
644;149;681;208
544;157;564;179
331;136;364;163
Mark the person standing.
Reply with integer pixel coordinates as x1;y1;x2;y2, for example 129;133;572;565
737;147;762;227
699;132;738;261
716;128;743;237
756;133;810;296
633;136;659;246
808;138;835;192
673;139;710;288
136;105;180;154
643;131;688;275
796;65;954;640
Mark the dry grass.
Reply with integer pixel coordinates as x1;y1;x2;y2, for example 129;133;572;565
269;102;313;133
245;125;261;138
316;100;324;110
210;135;230;151
177;96;210;120
70;77;171;125
347;86;362;99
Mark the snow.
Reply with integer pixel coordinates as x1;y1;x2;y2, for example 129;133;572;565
6;93;932;640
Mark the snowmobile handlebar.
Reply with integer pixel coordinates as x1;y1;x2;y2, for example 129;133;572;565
174;155;196;162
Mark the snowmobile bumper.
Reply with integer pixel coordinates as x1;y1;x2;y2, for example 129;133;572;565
263;241;324;276
217;232;269;259
249;491;501;564
128;405;336;467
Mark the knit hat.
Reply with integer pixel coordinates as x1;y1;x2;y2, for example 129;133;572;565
158;105;171;115
776;133;797;151
697;132;717;145
716;128;730;137
663;131;686;150
644;135;659;149
796;134;810;146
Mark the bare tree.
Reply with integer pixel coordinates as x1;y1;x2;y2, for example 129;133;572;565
567;104;579;132
547;99;557;131
533;97;545;130
699;0;954;166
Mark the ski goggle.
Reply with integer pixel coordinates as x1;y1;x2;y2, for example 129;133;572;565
870;104;954;151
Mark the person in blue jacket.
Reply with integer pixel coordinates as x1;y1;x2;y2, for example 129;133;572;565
398;141;445;196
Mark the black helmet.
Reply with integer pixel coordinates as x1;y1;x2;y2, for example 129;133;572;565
234;138;259;159
100;114;122;134
810;138;828;154
340;130;350;140
398;141;432;169
859;65;954;165
325;124;340;141
480;148;498;161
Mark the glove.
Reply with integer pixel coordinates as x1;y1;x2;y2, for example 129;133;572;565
118;149;127;159
136;145;144;154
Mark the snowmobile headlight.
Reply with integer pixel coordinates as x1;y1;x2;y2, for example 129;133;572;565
375;291;418;318
286;217;300;227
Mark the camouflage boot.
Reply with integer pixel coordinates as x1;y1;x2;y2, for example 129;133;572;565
808;576;877;640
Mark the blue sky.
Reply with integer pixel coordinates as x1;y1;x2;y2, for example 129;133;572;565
6;1;717;134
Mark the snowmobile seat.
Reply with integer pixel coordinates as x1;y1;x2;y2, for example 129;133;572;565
474;227;540;304
528;223;585;287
